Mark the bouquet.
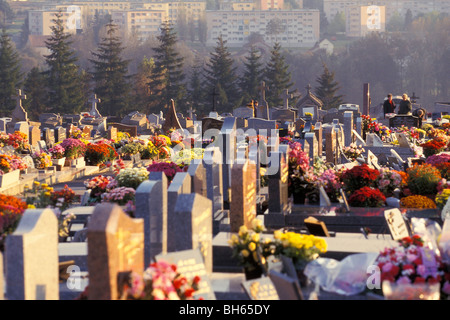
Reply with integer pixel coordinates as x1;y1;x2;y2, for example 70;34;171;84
347;186;386;207
406;164;442;196
420;139;447;158
120;141;145;156
141;141;159;160
117;260;201;300
0;131;30;152
400;195;437;209
376;168;403;197
0;194;28;251
374;235;450;300
425;153;450;166
115;167;149;189
84;142;117;166
48;144;65;159
341;163;379;193
61;138;87;159
49;184;79;211
342;143;365;161
172;148;204;167
315;168;341;202
32;151;52;169
84;175;116;202
0;154;27;174
101;187;136;206
147;161;183;184
434;188;450;210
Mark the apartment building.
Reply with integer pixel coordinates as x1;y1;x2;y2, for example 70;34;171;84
206;9;320;48
111;9;167;41
345;5;386;37
28;8;83;35
324;0;450;22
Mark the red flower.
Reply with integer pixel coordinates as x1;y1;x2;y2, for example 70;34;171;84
193;276;201;284
414;277;426;284
184;287;195;298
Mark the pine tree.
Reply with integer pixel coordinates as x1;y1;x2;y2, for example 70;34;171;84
264;42;295;108
44;11;84;114
187;58;205;114
90;20;131;117
0;29;22;116
132;56;155;113
203;35;239;113
23;67;48;121
240;45;264;103
315;62;344;110
149;21;186;111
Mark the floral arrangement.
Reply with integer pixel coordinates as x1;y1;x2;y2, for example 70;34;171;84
376;168;403;197
23;181;54;209
341;163;380;193
141;141;159;160
0;131;30;152
32;151;52;169
342;143;365;161
101;187;135;206
228;220;274;274
434;162;450;180
118;260;201;300
9;154;28;172
115;167;149;189
406;164;442;196
69;126;87;140
147;161;183;184
84;175;116;203
374;235;450;300
60;138;87;159
172;148;204;167
120;141;145;156
48;144;65;159
49;184;79;211
84;142;117;166
273;229;327;271
0;154;28;175
425;153;450;166
150;135;172;159
400;195;437;209
0;194;28;251
347;186;386;207
315;168;341;202
420;139;447;157
435;188;450;210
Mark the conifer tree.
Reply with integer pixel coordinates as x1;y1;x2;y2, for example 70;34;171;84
149;21;186;111
132;56;155;113
44;11;84;114
240;45;264;104
203;35;239;113
90;20;131;117
23;67;47;120
264;42;295;107
315;62;344;110
0;29;22;116
186;58;205;114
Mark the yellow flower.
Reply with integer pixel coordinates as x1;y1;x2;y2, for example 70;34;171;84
24;185;29;190
41;183;48;188
239;225;248;237
27;204;36;209
248;242;257;252
251;218;263;230
251;233;260;243
274;230;282;240
33;181;40;186
227;234;239;247
241;249;250;258
44;192;51;197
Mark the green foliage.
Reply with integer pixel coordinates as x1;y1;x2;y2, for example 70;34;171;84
90;21;131;117
315;62;344;110
240;46;264;103
23;67;48;120
0;29;22;116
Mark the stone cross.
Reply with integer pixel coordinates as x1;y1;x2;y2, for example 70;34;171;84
280;89;293;109
11;89;28;123
89;94;102;118
187;105;196;120
12;89;26;109
258;81;268;102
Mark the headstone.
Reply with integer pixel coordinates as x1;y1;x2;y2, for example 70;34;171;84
89;94;102;118
396;133;410;148
11;89;28;123
171;194;213;273
202;117;224;135
107;123;137;137
353;130;366;146
220;117;237;206
295;118;305;134
366;133;384;146
267;145;289;224
304;216;330;237
305;132;318;164
162;99;183;133
6;209;59;300
356;117;362;137
203;146;224;213
28;126;41;149
272;109;296;124
389;115;419;128
367;150;381;170
87;204;144;300
155;249;216;300
43;128;55;148
147;114;160;126
0;117;11;132
54;126;66;144
319;186;331;207
269;270;303;300
135;172;168;267
230;159;257;233
257;81;270;119
187;162;207;197
166;172;191;253
233;106;254;119
14;121;29;138
107;126;117;141
384;208;410;240
314;122;323;157
37;141;46;152
241;277;279;300
343;111;353;146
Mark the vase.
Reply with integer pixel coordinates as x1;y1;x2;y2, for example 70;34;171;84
244;265;264;280
52;157;66;166
296;269;310;287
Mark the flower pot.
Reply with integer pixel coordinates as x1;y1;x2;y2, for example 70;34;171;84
296;269;310;287
244;266;264;280
52;157;66;166
0;169;20;189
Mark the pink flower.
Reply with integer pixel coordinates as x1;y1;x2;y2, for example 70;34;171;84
442;282;450;295
396;276;411;285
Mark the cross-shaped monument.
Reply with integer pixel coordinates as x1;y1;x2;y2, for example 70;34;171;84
187;105;196;120
89;94;102;118
280;89;294;109
257;81;270;120
11;89;28;123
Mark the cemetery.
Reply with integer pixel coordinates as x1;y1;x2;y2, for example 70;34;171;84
1;89;450;303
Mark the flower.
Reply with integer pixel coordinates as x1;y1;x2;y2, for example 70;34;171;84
0;194;28;251
101;187;136;207
84;142;117;166
115;167;149;189
400;195;437;209
31;151;52;169
342;143;365;160
147;161;184;184
341;163;380;193
406;164;442;196
347;187;386;207
48;144;66;159
60;138;87;159
376;168;403;197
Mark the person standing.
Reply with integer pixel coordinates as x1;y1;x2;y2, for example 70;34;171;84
398;93;412;115
383;93;396;118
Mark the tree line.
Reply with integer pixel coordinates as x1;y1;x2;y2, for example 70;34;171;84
0;11;448;120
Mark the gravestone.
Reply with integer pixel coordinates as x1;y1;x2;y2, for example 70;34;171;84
389;115;419;128
233;105;254;119
88;94;102;118
367;150;381;170
267;145;289;227
11;89;28;123
295;118;305;134
257;81;270;120
135;172;168;267
0;117;11;132
305;132;318;164
203;146;224;213
324;125;337;164
166;172;191;253
107;123;137;137
55;126;66;144
272;109;296;124
172;194;213;273
343;111;353;146
187;162;207;197
356;117;362;136
107;126;117;141
162;99;183;133
269;270;303;300
155;249;216;300
6;209;59;300
202;117;224;135
314;122;323;157
43;128;55;148
396;133;410;148
384;209;410;240
241;277;279;300
28;126;41;149
87;204;144;300
14;121;29;137
366;133;384;147
230;159;257;233
122;111;148;129
220;117;237;207
148;114;160;126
